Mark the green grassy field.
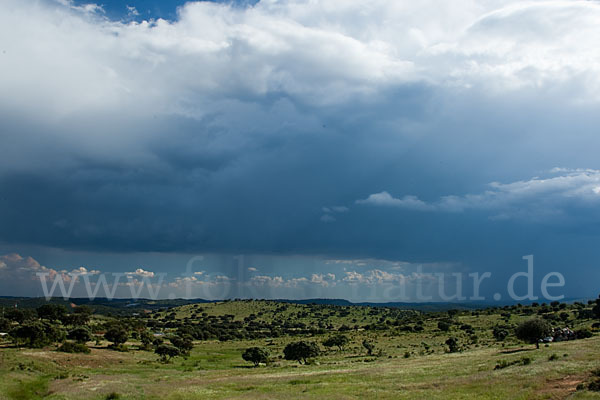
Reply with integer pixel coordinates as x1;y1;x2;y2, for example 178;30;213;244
1;301;599;399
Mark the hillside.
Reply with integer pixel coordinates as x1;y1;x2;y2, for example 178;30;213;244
1;299;599;399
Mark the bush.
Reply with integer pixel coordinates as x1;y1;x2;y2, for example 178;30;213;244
108;343;128;352
548;353;559;361
589;379;600;392
58;341;91;354
242;347;270;367
445;337;459;353
105;392;121;400
494;357;532;370
575;328;593;339
438;321;451;332
493;326;509;341
10;321;66;348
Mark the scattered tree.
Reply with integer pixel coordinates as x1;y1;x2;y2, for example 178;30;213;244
362;339;375;356
37;304;67;321
242;347;270;367
155;344;180;362
105;327;128;347
322;334;349;351
283;341;320;364
68;327;92;344
515;318;551;349
139;330;153;350
170;335;194;356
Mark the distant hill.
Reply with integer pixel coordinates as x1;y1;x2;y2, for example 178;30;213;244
0;296;590;315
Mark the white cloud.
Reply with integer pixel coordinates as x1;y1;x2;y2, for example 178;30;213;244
310;273;336;287
356;191;432;210
126;268;155;278
358;169;600;219
2;0;600;127
70;266;100;275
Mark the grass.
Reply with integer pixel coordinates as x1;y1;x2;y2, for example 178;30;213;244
1;301;599;399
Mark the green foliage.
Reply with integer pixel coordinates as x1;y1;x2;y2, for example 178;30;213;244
515;318;551;346
0;317;10;332
283;341;320;364
170;335;194;356
139;330;153;350
36;304;67;321
68;326;92;344
242;347;270;366
362;339;375;355
575;328;593;339
9;321;66;348
492;326;509;341
438;321;451;332
592;295;600;319
589;381;600;391
58;341;91;354
105;327;128;346
445;337;459;353
494;357;532;370
155;344;180;362
322;334;350;351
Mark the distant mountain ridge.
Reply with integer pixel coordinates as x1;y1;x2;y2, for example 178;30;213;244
0;296;591;314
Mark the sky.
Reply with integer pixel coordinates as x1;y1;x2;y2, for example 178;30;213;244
1;0;600;302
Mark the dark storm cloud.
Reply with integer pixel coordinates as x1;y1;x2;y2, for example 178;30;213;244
2;0;600;298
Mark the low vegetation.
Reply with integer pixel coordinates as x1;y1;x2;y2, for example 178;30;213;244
0;296;599;398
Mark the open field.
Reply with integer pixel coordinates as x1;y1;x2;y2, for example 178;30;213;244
1;300;600;399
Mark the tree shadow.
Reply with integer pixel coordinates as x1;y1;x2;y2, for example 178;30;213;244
497;348;535;354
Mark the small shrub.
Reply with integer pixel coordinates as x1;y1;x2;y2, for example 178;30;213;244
445;337;459;353
105;392;121;400
588;379;600;392
108;344;128;352
548;354;559;361
58;341;90;354
494;357;532;370
575;328;593;339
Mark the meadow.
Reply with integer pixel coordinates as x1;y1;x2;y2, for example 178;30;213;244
1;299;599;399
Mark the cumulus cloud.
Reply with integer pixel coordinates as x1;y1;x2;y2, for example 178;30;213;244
357;169;600;220
310;273;336;287
356;192;432;210
126;268;155;278
0;253;59;280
